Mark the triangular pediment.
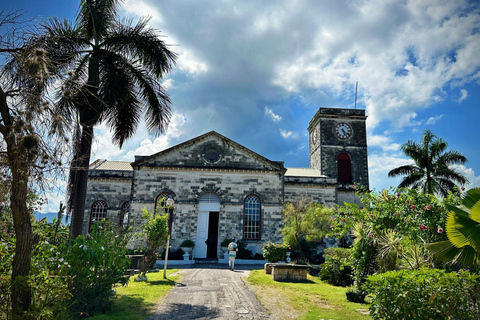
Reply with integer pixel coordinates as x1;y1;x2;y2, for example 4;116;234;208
132;131;285;173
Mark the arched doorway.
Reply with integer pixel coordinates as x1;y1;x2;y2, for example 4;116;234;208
195;193;220;259
337;152;352;184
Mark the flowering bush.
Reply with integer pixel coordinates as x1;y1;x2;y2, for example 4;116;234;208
330;188;449;244
364;268;480;320
262;242;290;262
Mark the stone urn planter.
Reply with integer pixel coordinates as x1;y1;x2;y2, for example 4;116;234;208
180;239;195;260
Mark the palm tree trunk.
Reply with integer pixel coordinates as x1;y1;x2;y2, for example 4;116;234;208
70;124;94;237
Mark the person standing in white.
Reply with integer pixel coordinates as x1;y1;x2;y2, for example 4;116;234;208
228;238;238;271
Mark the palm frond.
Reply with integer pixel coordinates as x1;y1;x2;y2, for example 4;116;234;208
388;165;418;177
104;17;177;78
463;188;480;210
426;241;477;266
77;0;121;40
397;172;424;188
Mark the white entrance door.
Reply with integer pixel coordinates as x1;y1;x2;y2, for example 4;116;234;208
194;193;220;258
194;211;209;258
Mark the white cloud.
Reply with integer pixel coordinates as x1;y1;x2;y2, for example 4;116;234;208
124;113;187;158
280;130;299;139
265;107;282;122
162;78;175;90
425;114;443;125
368;134;401;151
452;164;480;190
368;153;413;191
457;89;468;103
90;112;187;162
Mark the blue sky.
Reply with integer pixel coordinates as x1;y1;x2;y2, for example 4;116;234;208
5;0;480;212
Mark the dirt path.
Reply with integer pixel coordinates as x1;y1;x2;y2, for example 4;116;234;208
145;265;270;320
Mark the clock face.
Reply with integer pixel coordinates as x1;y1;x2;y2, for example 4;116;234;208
335;122;353;140
311;129;318;145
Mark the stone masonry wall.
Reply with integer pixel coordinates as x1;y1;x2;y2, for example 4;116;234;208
129;168;285;256
83;176;132;235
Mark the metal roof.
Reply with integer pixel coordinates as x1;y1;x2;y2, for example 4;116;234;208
89;160;133;171
285;168;326;177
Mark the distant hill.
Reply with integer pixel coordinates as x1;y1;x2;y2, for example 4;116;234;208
34;211;69;225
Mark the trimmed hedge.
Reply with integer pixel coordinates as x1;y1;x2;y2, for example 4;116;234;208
364;267;480;320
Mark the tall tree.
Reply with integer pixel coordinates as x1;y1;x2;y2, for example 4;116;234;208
38;0;177;237
0;10;66;319
388;129;468;197
281;198;332;261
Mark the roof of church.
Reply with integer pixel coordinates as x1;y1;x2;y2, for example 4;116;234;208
87;160;327;179
285;168;326;177
89;159;133;171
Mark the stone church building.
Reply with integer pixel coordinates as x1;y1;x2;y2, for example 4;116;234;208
83;107;369;258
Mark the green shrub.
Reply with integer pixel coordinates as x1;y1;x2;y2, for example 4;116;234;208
220;238;233;247
236;239;253;259
364;267;480;320
60;221;130;317
263;242;290;262
180;239;195;247
319;247;354;287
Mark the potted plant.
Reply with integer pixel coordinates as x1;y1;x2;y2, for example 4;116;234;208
220;238;232;254
180;239;195;254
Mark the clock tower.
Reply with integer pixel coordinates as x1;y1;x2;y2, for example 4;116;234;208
308;108;369;204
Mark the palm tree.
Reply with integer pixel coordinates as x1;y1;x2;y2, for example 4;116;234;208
388;129;468;197
426;188;480;266
38;0;176;237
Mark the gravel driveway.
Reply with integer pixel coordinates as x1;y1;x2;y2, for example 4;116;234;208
145;264;270;320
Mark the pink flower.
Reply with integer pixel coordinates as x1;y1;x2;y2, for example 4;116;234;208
425;205;431;210
330;225;334;229
369;233;374;237
370;214;374;218
419;224;429;231
406;200;410;204
437;227;444;234
394;213;397;217
397;193;401;197
334;232;338;236
343;218;346;222
411;205;415;209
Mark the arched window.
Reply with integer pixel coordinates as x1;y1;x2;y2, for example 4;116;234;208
243;195;261;240
120;201;130;227
337;153;352;184
90;200;107;231
155;192;174;235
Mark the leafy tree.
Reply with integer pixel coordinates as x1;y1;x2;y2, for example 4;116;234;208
0;10;67;319
388;129;468;197
140;208;168;278
426;187;480;266
37;0;177;237
281;198;332;261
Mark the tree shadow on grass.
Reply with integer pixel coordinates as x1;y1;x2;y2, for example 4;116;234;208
147;279;176;286
145;303;219;320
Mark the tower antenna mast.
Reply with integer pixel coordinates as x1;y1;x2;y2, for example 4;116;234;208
354;81;358;109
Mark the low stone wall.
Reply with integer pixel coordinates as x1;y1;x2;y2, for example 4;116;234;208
270;264;311;282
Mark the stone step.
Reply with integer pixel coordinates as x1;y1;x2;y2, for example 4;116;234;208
194;258;218;264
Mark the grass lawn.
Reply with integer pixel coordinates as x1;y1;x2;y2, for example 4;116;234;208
246;269;371;320
89;269;180;320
